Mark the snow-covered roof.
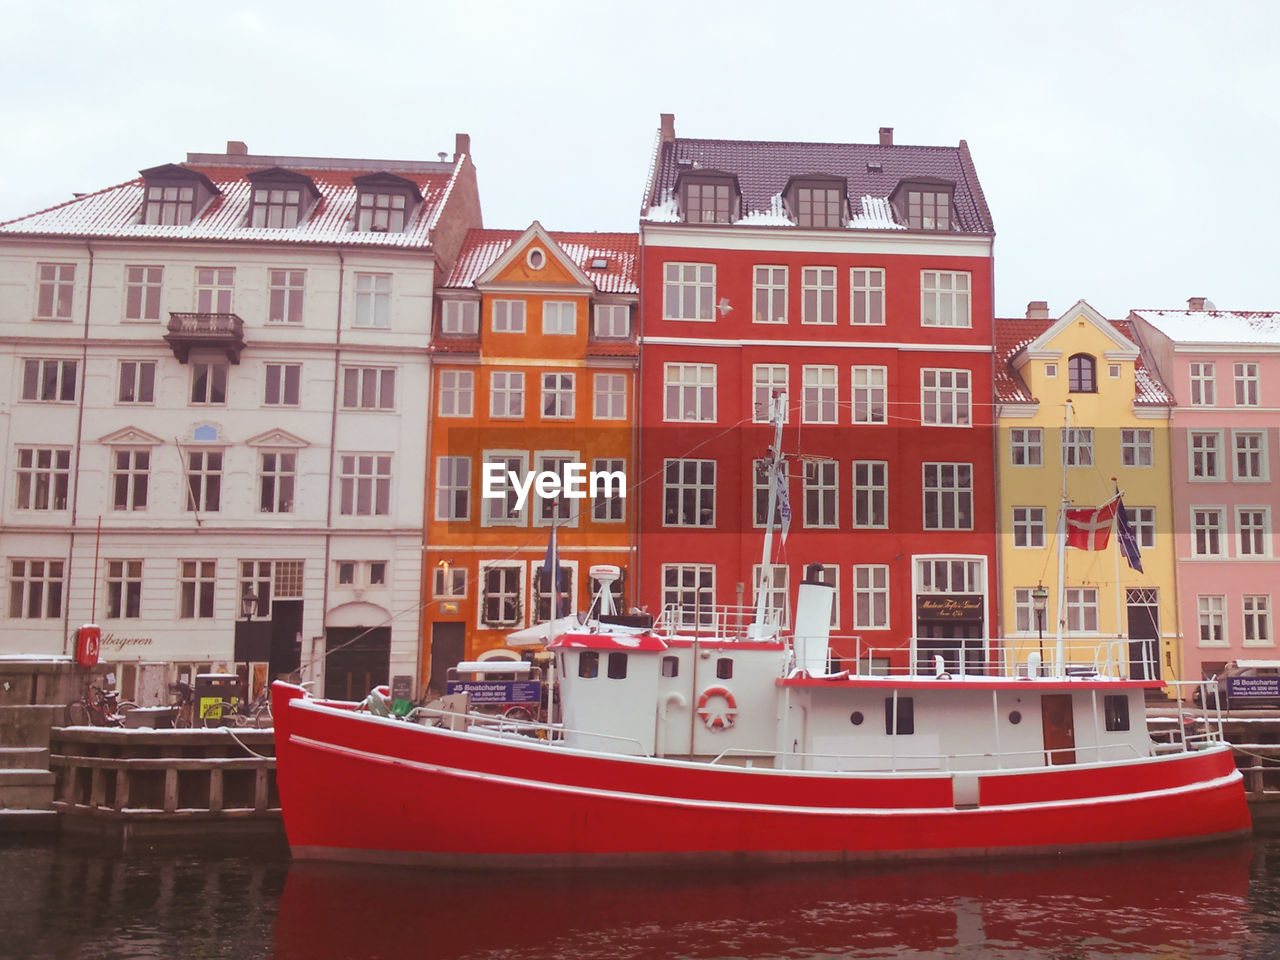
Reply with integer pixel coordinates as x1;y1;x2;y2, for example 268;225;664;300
1130;309;1280;346
443;228;639;295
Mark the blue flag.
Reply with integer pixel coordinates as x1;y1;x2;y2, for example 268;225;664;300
1116;497;1143;573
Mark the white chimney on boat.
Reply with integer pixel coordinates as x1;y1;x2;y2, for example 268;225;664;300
792;564;834;675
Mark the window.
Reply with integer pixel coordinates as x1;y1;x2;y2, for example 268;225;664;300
1012;506;1046;548
661;656;679;678
884;696;914;735
194;267;234;313
179;561;216;619
21;359;77;402
185;450;222;513
483;453;527;525
662;564;715;629
1131;506;1157;548
434;456;470;521
607;653;628;679
1061;428;1093;467
753;459;784;528
124;266;163;321
492;300;526;333
190;362;227;405
438;370;474;417
491;371;525;418
852;461;888;528
850;268;885;325
1234;431;1266;480
142;184;195;226
1192;508;1224;557
533;562;575;623
922;463;972;530
342;367;395;410
1198;595;1226;646
1065;587;1099;632
105;560;142;619
578;651;599;678
356;192;408;232
250;187;303;228
1104;695;1130;732
541;373;575;418
752;564;789;627
920;271;970;327
1121;429;1153;467
818;564;841;630
8;560;64;619
118;360;156;404
534;453;574;525
1235;362;1259;406
593;374;626;420
907;190;951;230
854;565;889;629
1190;431;1222;480
272;560;304;599
851;366;887;424
921;369;970;426
802;365;837;423
593;304;629;338
111;449;150;511
354;273;391;328
339;454;391;516
592;458;625;522
1068;354;1096;393
259;452;296;513
920;557;984;595
15;448;70;510
794;185;842;228
36;263;75;319
801;267;837;325
1244;596;1272;646
663;459;715;527
1013;587;1035;633
1189;362;1215;406
683;180;734;223
803;461;837;528
753;365;789;423
264;363;301;406
542;301;576;335
442;300;479;335
663;363;718;423
433;564;466;598
1010;428;1043;466
481;564;522;627
1044;363;1058;378
268;270;305;323
1108;363;1121;379
369;562;387;586
753;266;787;323
1238;508;1268;557
663;263;715;321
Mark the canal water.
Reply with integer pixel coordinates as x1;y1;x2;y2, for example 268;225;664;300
2;836;1279;960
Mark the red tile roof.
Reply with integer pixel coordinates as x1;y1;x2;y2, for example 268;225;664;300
0;155;461;249
443;229;639;295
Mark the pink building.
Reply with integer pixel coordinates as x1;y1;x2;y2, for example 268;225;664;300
1129;301;1280;680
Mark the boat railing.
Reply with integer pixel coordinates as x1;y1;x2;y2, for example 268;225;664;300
839;636;1155;681
656;603;765;638
405;706;648;754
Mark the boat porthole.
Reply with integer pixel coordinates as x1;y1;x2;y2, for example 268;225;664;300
1009;710;1022;725
850;711;863;726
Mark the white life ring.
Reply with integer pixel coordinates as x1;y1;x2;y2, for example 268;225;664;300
696;685;738;731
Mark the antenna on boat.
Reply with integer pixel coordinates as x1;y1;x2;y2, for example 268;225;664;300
1054;400;1071;677
750;391;789;638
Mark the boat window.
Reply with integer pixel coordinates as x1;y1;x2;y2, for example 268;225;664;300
607;652;628;679
661;655;679;678
716;658;733;680
1008;710;1022;725
884;697;914;735
849;711;863;726
578;652;599;679
1104;694;1130;732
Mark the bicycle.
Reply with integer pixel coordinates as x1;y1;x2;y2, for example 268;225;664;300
65;685;137;727
201;692;271;728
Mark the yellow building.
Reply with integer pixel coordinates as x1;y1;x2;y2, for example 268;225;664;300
995;300;1179;683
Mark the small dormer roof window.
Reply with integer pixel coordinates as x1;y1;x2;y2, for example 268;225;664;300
246;168;319;228
139;164;219;226
353;172;422;233
675;170;740;224
784;174;847;228
890;177;955;231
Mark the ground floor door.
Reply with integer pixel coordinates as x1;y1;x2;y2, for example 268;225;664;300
428;622;466;697
270;600;303;681
323;627;390;701
1041;693;1076;765
1126;588;1160;680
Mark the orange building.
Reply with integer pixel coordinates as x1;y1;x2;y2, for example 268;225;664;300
423;223;639;687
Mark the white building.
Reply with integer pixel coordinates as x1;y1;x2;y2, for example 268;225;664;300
0;139;482;702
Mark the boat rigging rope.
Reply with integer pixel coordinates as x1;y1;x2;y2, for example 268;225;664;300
222;726;274;761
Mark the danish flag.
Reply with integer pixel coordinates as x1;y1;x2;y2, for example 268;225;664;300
1065;498;1118;551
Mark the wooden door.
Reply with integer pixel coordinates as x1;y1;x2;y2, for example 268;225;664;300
1041;694;1076;765
428;622;466;697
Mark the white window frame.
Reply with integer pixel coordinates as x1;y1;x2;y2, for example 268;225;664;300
541;372;575;419
853;564;890;630
1189;430;1223;481
353;272;391;329
194;267;234;313
482;450;530;527
852;460;888;529
479;561;525;629
802;365;837;424
117;360;156;404
753;458;783;529
1012;506;1046;548
434;456;471;522
189;361;228;406
20;358;77;403
15;447;71;511
593;373;626;420
105;559;143;620
752;563;790;628
801;266;837;325
1065;587;1099;633
752;364;789;423
7;559;66;619
492;299;526;333
338;453;392;517
661;563;715;630
1010;427;1043;467
1243;595;1272;647
35;263;75;320
441;300;479;335
851;366;887;424
111;448;150;512
1198;594;1227;647
1120;428;1154;467
542;300;576;335
1189;362;1215;406
124;265;163;322
178;560;217;620
532;450;578;528
1233;430;1268;481
341;366;395;410
1014;587;1035;634
258;451;296;514
922;462;973;531
753;265;787;324
591;457;626;523
184;449;223;513
433;564;467;599
920;368;971;427
920;270;971;328
803;460;838;529
1234;362;1259;406
1061;427;1094;467
850;268;885;325
264;363;301;407
662;262;716;322
267;269;305;324
1191;507;1225;558
437;370;474;417
592;303;629;338
1237;506;1269;558
664;363;716;422
663;458;716;528
1132;506;1157;549
490;370;525;419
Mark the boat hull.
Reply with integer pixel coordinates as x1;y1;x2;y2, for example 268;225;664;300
271;683;1251;868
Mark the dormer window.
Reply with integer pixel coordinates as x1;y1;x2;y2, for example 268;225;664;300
139;165;219;226
247;169;319;228
441;299;479;335
353;173;422;234
677;171;740;224
785;175;847;228
891;178;955;231
1068;354;1097;393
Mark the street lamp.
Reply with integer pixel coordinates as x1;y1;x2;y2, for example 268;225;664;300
1032;582;1049;676
240;593;259;620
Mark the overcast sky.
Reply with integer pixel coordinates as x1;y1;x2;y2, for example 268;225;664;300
2;0;1275;319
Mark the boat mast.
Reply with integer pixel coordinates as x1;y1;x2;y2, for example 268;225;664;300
1055;400;1071;676
751;390;788;635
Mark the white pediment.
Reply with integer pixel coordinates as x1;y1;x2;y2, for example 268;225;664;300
324;600;392;628
1023;299;1139;359
245;428;309;449
98;426;165;446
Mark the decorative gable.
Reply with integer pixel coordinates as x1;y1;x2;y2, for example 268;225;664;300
476;221;594;292
246;428;309;448
98;426;164;447
1021;300;1139;362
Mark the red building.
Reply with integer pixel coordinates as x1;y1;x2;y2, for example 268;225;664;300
637;116;997;671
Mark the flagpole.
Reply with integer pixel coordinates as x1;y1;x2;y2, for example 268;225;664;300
1055;402;1071;676
1112;479;1123;658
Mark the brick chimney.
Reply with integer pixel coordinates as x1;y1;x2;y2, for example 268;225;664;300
879;127;894;147
660;113;675;144
226;140;248;156
1187;296;1207;311
1026;300;1050;320
453;133;470;161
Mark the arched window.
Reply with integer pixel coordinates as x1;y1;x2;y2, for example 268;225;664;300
1068;354;1096;393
